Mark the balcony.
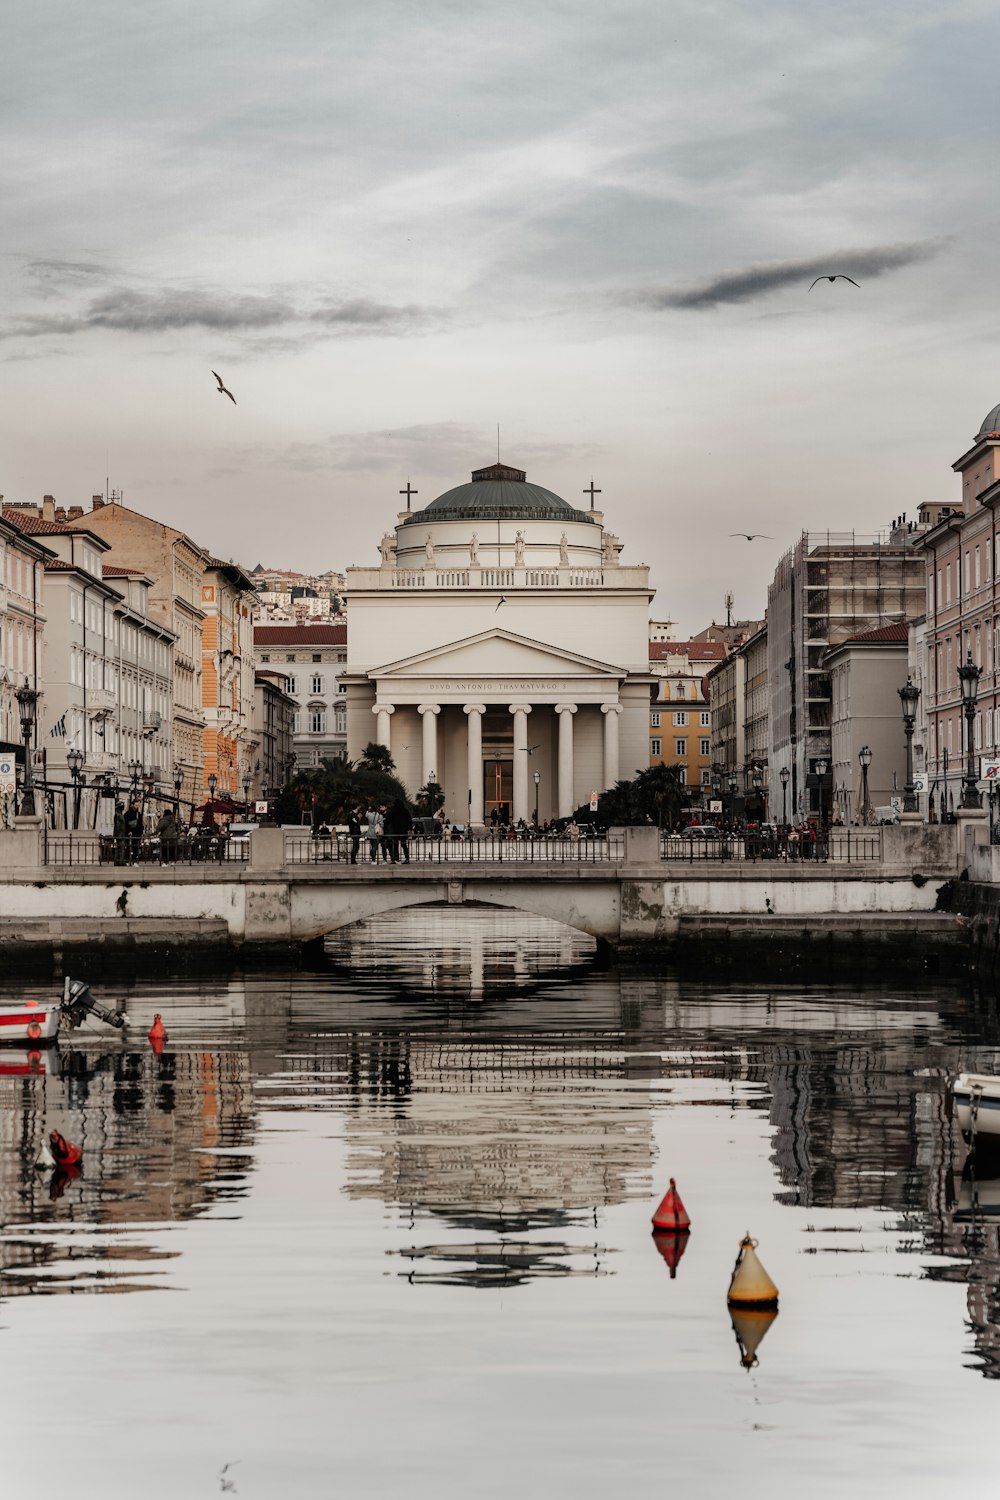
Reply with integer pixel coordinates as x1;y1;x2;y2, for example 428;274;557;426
87;687;116;716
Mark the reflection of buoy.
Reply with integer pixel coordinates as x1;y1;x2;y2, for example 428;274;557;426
652;1177;691;1233
730;1307;779;1370
651;1230;689;1279
149;1032;165;1056
35;1139;56;1171
148;1014;167;1045
27;1020;41;1041
49;1164;80;1200
727;1232;778;1308
49;1129;82;1167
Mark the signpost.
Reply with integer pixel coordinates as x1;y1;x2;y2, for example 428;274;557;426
589;790;599;813
709;799;723;814
255;800;269;816
0;756;15;796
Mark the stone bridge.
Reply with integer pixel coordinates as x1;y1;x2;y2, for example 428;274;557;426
0;820;979;971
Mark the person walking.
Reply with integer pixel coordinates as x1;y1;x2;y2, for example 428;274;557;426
347;805;362;865
123;798;143;864
365;804;383;863
155;807;179;863
385;798;412;863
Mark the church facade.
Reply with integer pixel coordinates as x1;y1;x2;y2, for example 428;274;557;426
342;463;654;825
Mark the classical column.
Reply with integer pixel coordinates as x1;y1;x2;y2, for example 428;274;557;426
555;702;577;817
601;702;622;789
464;703;486;825
509;702;532;822
372;701;394;751
418;704;440;787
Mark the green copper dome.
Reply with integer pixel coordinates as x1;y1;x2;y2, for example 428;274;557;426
403;463;596;525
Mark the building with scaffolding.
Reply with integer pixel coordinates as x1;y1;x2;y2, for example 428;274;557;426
767;528;927;823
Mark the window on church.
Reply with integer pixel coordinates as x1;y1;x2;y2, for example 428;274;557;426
650;738;661;758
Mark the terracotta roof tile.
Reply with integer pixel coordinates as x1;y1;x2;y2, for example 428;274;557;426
254;623;347;646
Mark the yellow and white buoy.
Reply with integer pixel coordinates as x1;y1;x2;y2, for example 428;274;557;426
727;1232;779;1309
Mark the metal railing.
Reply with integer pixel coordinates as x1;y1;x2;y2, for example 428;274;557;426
286;833;625;865
660;831;883;863
44;833;250;867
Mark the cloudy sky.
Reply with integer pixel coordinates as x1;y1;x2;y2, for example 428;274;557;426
3;0;998;632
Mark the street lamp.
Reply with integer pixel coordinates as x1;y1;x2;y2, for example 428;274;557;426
207;772;218;826
128;759;142;794
896;678;921;814
15;679;39;816
958;653;982;809
815;759;828;831
243;772;252;817
66;746;85;830
779;765;790;827
858;745;873;826
533;768;540;827
173;766;184;813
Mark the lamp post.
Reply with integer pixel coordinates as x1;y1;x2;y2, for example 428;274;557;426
897;677;921;814
243;772;252;818
751;764;763;822
128;759;142;797
207;772;218;826
728;776;738;828
958;653;982;809
66;746;85;830
15;679;39;816
815;759;827;832
779;765;790;827
173;766;184;816
859;744;873;826
533;768;540;828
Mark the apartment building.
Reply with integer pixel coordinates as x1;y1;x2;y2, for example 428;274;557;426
201;560;258;799
648;639;725;798
0;509;49;770
254;622;348;769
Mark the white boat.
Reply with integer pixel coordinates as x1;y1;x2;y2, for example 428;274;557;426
0;1000;62;1044
953;1073;1000;1141
0;978;126;1047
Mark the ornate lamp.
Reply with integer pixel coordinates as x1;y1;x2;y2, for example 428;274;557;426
858;744;873;825
15;680;39;816
957;655;981;809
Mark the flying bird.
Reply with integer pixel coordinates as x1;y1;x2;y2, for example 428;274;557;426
212;370;237;405
495;596;506;612
808;275;860;291
730;533;773;541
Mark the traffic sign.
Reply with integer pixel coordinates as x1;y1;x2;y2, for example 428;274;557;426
589;790;599;812
709;799;723;814
0;756;14;795
255;800;269;815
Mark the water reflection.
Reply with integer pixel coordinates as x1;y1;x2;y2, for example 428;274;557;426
0;909;999;1394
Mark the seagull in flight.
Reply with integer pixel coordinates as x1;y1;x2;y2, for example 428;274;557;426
808;275;860;291
731;533;773;541
212;370;237;405
495;596;506;612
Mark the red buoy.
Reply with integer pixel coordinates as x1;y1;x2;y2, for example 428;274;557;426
652;1177;691;1233
148;1014;167;1045
49;1129;82;1167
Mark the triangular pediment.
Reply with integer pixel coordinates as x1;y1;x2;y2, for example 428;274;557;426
371;628;625;680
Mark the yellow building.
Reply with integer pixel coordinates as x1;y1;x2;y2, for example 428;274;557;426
200;560;257;801
648;640;725;807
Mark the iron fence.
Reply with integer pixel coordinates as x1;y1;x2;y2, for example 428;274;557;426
660;831;883;863
285;833;625;865
44;833;250;867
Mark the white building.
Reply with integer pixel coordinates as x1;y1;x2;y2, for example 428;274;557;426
342;462;654;824
254;622;348;768
0;511;49;771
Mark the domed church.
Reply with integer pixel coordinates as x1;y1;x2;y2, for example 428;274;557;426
343;462;655;825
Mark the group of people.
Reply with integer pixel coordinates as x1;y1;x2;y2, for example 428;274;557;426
345;799;413;864
109;800;227;863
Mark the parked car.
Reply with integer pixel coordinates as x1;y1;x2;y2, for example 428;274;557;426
411;816;443;838
679;824;721;839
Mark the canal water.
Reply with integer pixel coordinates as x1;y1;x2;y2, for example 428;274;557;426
0;908;998;1497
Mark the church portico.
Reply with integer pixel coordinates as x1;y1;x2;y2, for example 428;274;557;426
345;461;655;824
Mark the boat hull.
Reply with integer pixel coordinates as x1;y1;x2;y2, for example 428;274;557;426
954;1073;1000;1139
0;1004;61;1044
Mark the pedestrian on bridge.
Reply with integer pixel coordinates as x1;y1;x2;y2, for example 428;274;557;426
385;799;412;863
366;805;384;863
347;806;362;864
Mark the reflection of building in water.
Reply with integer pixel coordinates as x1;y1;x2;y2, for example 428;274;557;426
933;1165;1000;1379
325;907;595;998
0;1046;255;1296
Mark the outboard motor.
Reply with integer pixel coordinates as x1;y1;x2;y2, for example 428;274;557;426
61;977;127;1031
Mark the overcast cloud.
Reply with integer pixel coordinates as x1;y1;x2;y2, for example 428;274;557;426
2;0;999;628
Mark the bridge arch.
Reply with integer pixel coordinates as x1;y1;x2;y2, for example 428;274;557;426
287;874;622;945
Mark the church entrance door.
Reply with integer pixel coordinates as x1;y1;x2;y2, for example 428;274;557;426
484;759;513;823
